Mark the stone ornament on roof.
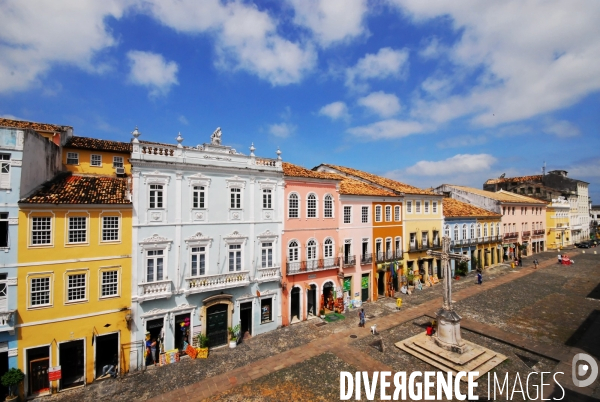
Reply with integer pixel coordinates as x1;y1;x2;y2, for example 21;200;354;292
211;127;222;145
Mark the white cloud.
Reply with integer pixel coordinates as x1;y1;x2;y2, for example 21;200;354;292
357;91;401;118
436;135;487;149
127;51;179;97
0;0;132;93
318;101;350;121
269;122;296;138
178;115;189;125
345;47;409;89
405;153;497;176
288;0;368;47
145;0;316;86
418;36;446;59
543;119;580;138
347;119;426;140
389;1;600;127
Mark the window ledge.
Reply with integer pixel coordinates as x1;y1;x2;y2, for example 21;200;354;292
64;299;89;306
260;320;274;325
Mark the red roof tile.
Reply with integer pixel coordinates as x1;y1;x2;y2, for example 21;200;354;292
20;173;130;204
65;136;132;153
443;198;501;218
0;117;71;132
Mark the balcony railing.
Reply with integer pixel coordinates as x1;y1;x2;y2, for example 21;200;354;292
185;271;250;295
138;279;173;302
522;231;531;239
0;310;15;333
409;242;420;251
342;255;356;267
256;267;281;283
430;239;442;249
360;253;373;265
286;258;338;275
533;229;545;236
503;232;519;240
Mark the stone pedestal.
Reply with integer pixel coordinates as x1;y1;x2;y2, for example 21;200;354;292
434;308;467;354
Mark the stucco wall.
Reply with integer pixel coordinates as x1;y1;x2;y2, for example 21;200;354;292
21;130;63;198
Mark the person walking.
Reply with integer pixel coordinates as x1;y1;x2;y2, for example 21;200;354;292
533;259;539;269
477;270;483;285
358;308;365;328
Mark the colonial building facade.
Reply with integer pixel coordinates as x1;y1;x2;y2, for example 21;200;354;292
130;129;283;360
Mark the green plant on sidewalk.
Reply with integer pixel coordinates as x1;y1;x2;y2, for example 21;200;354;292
1;367;24;399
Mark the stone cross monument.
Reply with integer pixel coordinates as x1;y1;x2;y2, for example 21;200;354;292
427;236;470;353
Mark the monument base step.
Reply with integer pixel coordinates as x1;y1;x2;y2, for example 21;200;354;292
395;332;507;381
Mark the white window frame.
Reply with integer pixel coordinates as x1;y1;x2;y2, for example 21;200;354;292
65;270;88;304
288;239;300;262
432;201;438;213
462;224;467;240
324;194;333;218
444;224;450;238
261;241;274;268
1;153;11;189
99;267;121;299
230;187;242;209
190;246;207;276
139;234;172;283
394;205;401;222
453;225;459;241
288;193;299;218
306;238;318;261
146;249;166;282
90;154;102;167
385;205;391;222
416;201;421;213
343;205;352;224
185;232;213;278
375;205;382;222
66;214;89;245
477;223;482;238
29;214;54;247
149;184;164;209
223;231;247;272
395;236;402;254
361;206;369;223
100;214;120;243
307;193;317;218
112;156;124;168
424;201;429;213
192;186;206;209
66;152;79;165
324;238;334;259
406;201;412;213
471;224;475;239
28;273;53;309
263;189;272;210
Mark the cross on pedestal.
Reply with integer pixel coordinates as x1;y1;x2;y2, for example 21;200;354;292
427;236;470;353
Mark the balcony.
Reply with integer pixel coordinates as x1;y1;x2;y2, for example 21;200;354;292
360;253;373;265
185;271;250;295
430;239;442;250
286;258;338;275
532;229;545;237
341;255;356;267
409;242;420;251
256;267;281;283
522;231;531;240
375;249;403;263
0;310;15;334
503;232;519;241
137;279;173;303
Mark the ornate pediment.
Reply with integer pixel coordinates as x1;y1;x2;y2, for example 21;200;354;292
139;233;172;251
185;232;213;248
223;231;247;245
257;230;278;242
142;171;171;185
226;176;246;188
187;173;211;188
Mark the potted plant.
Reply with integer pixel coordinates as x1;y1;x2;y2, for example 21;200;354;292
228;324;241;348
319;308;325;318
406;273;415;286
196;333;209;358
1;367;24;401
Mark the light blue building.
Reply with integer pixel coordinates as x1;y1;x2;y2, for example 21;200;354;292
129;128;284;368
0;119;69;394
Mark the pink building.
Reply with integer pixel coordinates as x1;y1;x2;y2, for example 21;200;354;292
281;163;342;325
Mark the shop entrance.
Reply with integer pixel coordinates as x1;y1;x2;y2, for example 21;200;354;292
146;318;164;363
361;274;369;302
290;287;301;322
377;270;385;296
240;302;252;336
0;348;8;400
307;285;317;317
322;282;334;312
174;314;191;352
27;346;49;396
59;339;84;390
94;333;118;379
206;304;228;347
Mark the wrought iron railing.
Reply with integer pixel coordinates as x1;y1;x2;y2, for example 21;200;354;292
286;258;338;275
342;255;356;267
360;253;372;264
503;232;519;240
533;229;545;236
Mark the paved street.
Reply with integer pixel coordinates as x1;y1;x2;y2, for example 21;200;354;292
39;249;600;401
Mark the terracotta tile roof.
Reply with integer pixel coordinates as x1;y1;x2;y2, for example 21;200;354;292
283;162;342;180
446;185;547;204
443;198;501;218
339;178;396;196
316;164;434;195
485;174;543;185
65;136;132;153
0;117;71;132
20;173;130;204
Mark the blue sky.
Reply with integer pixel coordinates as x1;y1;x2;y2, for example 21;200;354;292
1;1;599;202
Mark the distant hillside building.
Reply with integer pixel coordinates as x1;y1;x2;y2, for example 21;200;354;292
484;170;590;243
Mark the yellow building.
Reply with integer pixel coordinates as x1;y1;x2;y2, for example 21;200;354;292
546;197;571;249
17;138;132;398
63;136;132;176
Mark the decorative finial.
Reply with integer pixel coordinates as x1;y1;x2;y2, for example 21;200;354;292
276;147;282;160
132;126;141;143
176;132;184;148
250;142;255;157
211;127;222;145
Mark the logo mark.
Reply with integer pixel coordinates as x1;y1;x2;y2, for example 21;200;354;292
572;353;598;387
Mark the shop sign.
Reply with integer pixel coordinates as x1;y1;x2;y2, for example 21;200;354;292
308;274;317;279
48;366;61;381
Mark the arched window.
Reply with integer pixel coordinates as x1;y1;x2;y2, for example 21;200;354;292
444;225;450;238
394;205;401;221
477;223;482;238
307;194;317;218
324;238;333;258
307;239;317;260
462;224;467;239
288;240;299;262
385;206;391;222
324;195;333;218
470;224;475;239
453;225;459;240
483;223;488;237
288;194;299;218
